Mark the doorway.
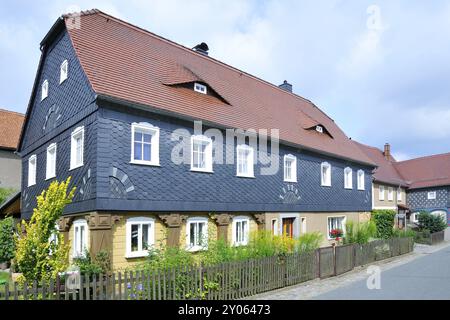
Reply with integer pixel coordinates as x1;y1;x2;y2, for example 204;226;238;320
282;217;295;238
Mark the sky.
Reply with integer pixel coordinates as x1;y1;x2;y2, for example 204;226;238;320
1;0;450;160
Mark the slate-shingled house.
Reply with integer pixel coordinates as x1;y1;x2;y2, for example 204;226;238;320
17;10;375;270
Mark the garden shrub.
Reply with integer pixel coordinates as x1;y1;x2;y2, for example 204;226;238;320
0;217;16;264
295;232;323;252
73;250;112;275
371;210;396;239
417;212;447;233
344;220;377;244
0;188;14;205
14;178;75;283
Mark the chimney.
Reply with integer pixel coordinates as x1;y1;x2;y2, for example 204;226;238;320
192;42;209;56
278;80;292;93
383;143;391;161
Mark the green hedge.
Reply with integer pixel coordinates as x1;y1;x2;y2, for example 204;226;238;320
371;210;396;239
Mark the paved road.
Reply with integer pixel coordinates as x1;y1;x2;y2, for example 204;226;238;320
315;244;450;300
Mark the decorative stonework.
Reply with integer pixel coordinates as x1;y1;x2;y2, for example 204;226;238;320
86;213;121;230
57;216;74;232
279;185;301;204
109;167;135;199
209;213;233;226
79;168;93;201
252;213;265;225
158;213;188;228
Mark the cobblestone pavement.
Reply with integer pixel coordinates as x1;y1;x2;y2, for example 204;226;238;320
249;241;450;300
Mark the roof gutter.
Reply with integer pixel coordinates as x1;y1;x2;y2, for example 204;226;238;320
96;94;377;168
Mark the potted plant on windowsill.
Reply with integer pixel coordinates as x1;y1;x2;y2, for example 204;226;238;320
329;229;344;244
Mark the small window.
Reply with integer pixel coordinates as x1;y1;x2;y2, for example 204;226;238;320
46;143;57;180
131;122;160;166
327;216;346;240
379;185;385;201
284;154;297;182
397;188;402;202
236;145;254;178
412;212;420;223
60;60;68;84
357;170;365;190
316;125;323;133
41;80;48;101
194;82;207;94
191;135;213;172
126;217;155;258
388;187;394;201
70;126;84;170
48;223;59;255
427;191;436;200
28;155;37;187
321;162;331;186
186;217;208;252
73;219;88;258
232;216;250;246
344;167;353;189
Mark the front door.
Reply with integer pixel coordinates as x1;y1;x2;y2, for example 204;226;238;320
282;218;295;238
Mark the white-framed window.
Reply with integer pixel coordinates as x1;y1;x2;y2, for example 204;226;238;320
60;60;68;84
321;162;331;186
48;223;59;255
194;82;207;94
28;155;37;187
388;187;394;201
357;169;365;190
130;122;160;166
379;185;385;201
125;217;155;258
236;144;254;178
186;217;208;252
232;216;250;246
344;167;353;189
191;135;213;172
271;219;278;236
46;143;57;180
411;212;420;223
427;191;436;200
316;125;323;133
73;219;88;258
70;126;84;170
41;80;48;101
327;216;346;240
397;188;402;202
283;154;297;182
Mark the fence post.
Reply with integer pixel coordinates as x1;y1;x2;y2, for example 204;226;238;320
333;243;337;276
199;262;203;300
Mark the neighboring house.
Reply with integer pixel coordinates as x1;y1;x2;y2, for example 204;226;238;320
17;10;375;270
0;109;24;191
355;141;450;228
395;153;450;226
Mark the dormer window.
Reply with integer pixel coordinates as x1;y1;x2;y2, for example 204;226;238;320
41;80;48;101
60;60;68;84
316;125;323;133
194;83;207;95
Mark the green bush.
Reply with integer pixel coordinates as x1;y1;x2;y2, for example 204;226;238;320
73;250;112;274
0;217;16;263
295;232;323;252
417;212;447;233
371;210;396;239
0;188;14;205
392;228;416;238
343;220;377;244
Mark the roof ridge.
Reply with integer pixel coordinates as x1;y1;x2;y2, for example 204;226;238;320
0;108;25;117
396;152;450;164
71;9;336;118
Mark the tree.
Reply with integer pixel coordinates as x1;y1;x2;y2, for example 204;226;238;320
371;210;396;239
0;217;16;264
417;212;447;233
14;178;75;283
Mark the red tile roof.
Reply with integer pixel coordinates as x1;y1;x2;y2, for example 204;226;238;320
63;10;375;166
0;109;25;150
395;153;450;189
353;141;408;186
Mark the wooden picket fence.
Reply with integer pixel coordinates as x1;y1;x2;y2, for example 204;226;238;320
0;237;414;300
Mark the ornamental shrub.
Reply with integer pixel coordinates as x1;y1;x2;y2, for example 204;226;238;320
0;188;14;205
14;178;75;283
371;210;396;239
343;220;377;244
73;250;111;275
417;212;447;233
0;217;16;263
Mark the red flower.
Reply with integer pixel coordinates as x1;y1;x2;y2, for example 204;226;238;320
330;228;344;240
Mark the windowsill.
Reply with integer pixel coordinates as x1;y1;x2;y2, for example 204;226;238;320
344;187;353;190
72;254;86;259
45;175;56;181
233;242;248;247
358;188;365;191
190;168;214;174
69;163;84;171
284;179;298;183
28;183;36;187
186;246;207;252
125;252;148;259
321;184;331;187
130;160;161;167
236;174;255;179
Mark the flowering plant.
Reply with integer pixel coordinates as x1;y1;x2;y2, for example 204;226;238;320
329;229;344;241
